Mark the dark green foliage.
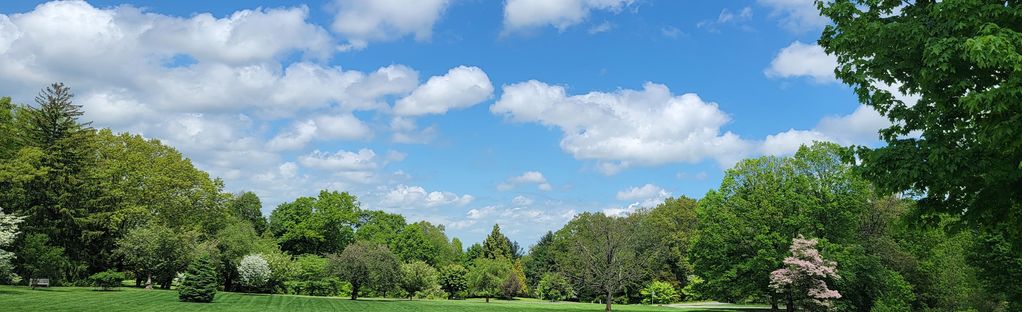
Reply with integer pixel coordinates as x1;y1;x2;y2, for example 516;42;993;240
631;197;699;294
89;270;124;290
467;257;510;303
178;255;218;303
464;243;484;266
329;241;401;300
229;192;266;235
555;212;640;312
268;190;359;256
536;272;573;302
438;264;468;299
17;233;66;284
524;231;557;288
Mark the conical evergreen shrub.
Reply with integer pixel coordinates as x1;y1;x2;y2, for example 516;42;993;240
178;255;219;303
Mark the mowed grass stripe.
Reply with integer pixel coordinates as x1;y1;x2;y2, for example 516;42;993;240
0;286;764;311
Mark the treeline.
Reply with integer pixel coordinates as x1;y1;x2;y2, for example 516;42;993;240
0;84;1014;311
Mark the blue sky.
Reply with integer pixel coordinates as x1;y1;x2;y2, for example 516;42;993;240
0;0;895;246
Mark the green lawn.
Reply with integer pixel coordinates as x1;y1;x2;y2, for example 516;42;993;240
0;286;767;312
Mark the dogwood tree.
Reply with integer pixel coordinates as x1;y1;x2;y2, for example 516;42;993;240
0;207;24;282
237;254;271;292
770;235;841;311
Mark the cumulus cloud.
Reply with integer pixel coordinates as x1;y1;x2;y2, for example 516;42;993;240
492;80;751;171
330;0;450;50
497;171;553;191
378;184;473;209
394;66;494;116
298;149;378;172
604;183;671;217
503;0;634;32
757;0;829;33
765;41;837;82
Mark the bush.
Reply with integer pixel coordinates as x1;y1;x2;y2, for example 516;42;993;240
438;264;468;299
681;275;704;301
237;253;271;292
400;261;438;300
89;270;124;290
281;278;349;297
179;255;218;303
536;272;574;301
640;280;680;304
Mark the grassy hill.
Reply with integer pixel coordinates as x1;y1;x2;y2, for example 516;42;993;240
0;286;768;312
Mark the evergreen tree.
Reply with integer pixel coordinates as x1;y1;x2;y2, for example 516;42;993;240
482;224;511;260
179;255;219;303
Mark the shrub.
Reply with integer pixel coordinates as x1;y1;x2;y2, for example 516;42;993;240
237;253;271;292
536;272;574;301
179;255;218;303
640;280;680;304
438;264;468;299
89;270;125;291
400;261;438;300
681;275;704;301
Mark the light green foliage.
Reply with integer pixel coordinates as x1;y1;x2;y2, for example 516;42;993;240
499;260;527;299
692;143;870;304
89;270;125;291
116;224;194;289
438;264;468;299
237;254;271;292
355;210;406;246
393;221;457;267
482;224;512;260
468;257;511;302
215;220;261;291
631;197;699;292
640;281;679;305
680;275;703;301
464;243;484;265
400;260;438;300
268;190;359;256
178;254;218;303
536;272;574;302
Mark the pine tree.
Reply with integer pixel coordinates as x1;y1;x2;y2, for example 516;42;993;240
482;224;511;260
179;255;219;303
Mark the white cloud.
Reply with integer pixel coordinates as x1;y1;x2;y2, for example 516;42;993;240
267;120;319;151
616;183;669;201
503;0;634;32
757;0;829;33
298;149;378;172
492;80;751;171
394;66;494;116
378;184;473;209
512;195;534;206
330;0;450;50
588;21;614;34
498;171;553;191
697;7;753;31
765;41;837;82
759;129;830;156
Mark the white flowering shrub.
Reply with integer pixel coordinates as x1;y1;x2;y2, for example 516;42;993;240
237;253;271;292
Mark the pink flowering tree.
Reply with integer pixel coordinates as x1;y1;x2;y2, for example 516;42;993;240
769;235;841;311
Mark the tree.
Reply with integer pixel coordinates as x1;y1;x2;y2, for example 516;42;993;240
500;260;527;299
769;236;841;311
237;254;271;292
464;243;484;265
329;241;401;300
116;226;162;289
536;272;574;302
691;143;870;308
555;212;640;312
400;261;438;300
641;281;680;305
482;224;512;260
438;264;468;299
524;231;557;288
229;192;266;235
393;221;456;267
18;233;66;285
268;190;359;256
818;2;1022;308
467;257;510;303
632;197;699;289
178;254;218;303
355;210;405;246
0;207;24;283
214;220;261;291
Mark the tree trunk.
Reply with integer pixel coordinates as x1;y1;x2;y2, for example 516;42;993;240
350;284;359;300
135;275;142;287
485;296;490;303
785;289;794;312
770;296;779;311
145;273;152;290
605;291;613;312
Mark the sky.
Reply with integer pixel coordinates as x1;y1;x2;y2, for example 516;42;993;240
0;0;898;247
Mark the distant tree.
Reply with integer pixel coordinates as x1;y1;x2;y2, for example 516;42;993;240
117;226;166;289
500;260;528;299
268;190;359;256
464;243;484;265
438;264;468;299
329;241;401;300
237;254;271;292
18;233;66;285
467;257;510;303
229;192;266;235
400;261;438;300
355;210;406;246
556;212;640;312
178;254;218;303
632;196;699;288
483;224;512;260
0;207;24;283
770;236;841;311
524;231;557;288
215;220;260;291
393;221;456;267
641;281;680;305
536;272;574;302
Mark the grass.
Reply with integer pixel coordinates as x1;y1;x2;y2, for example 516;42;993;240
0;286;769;312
